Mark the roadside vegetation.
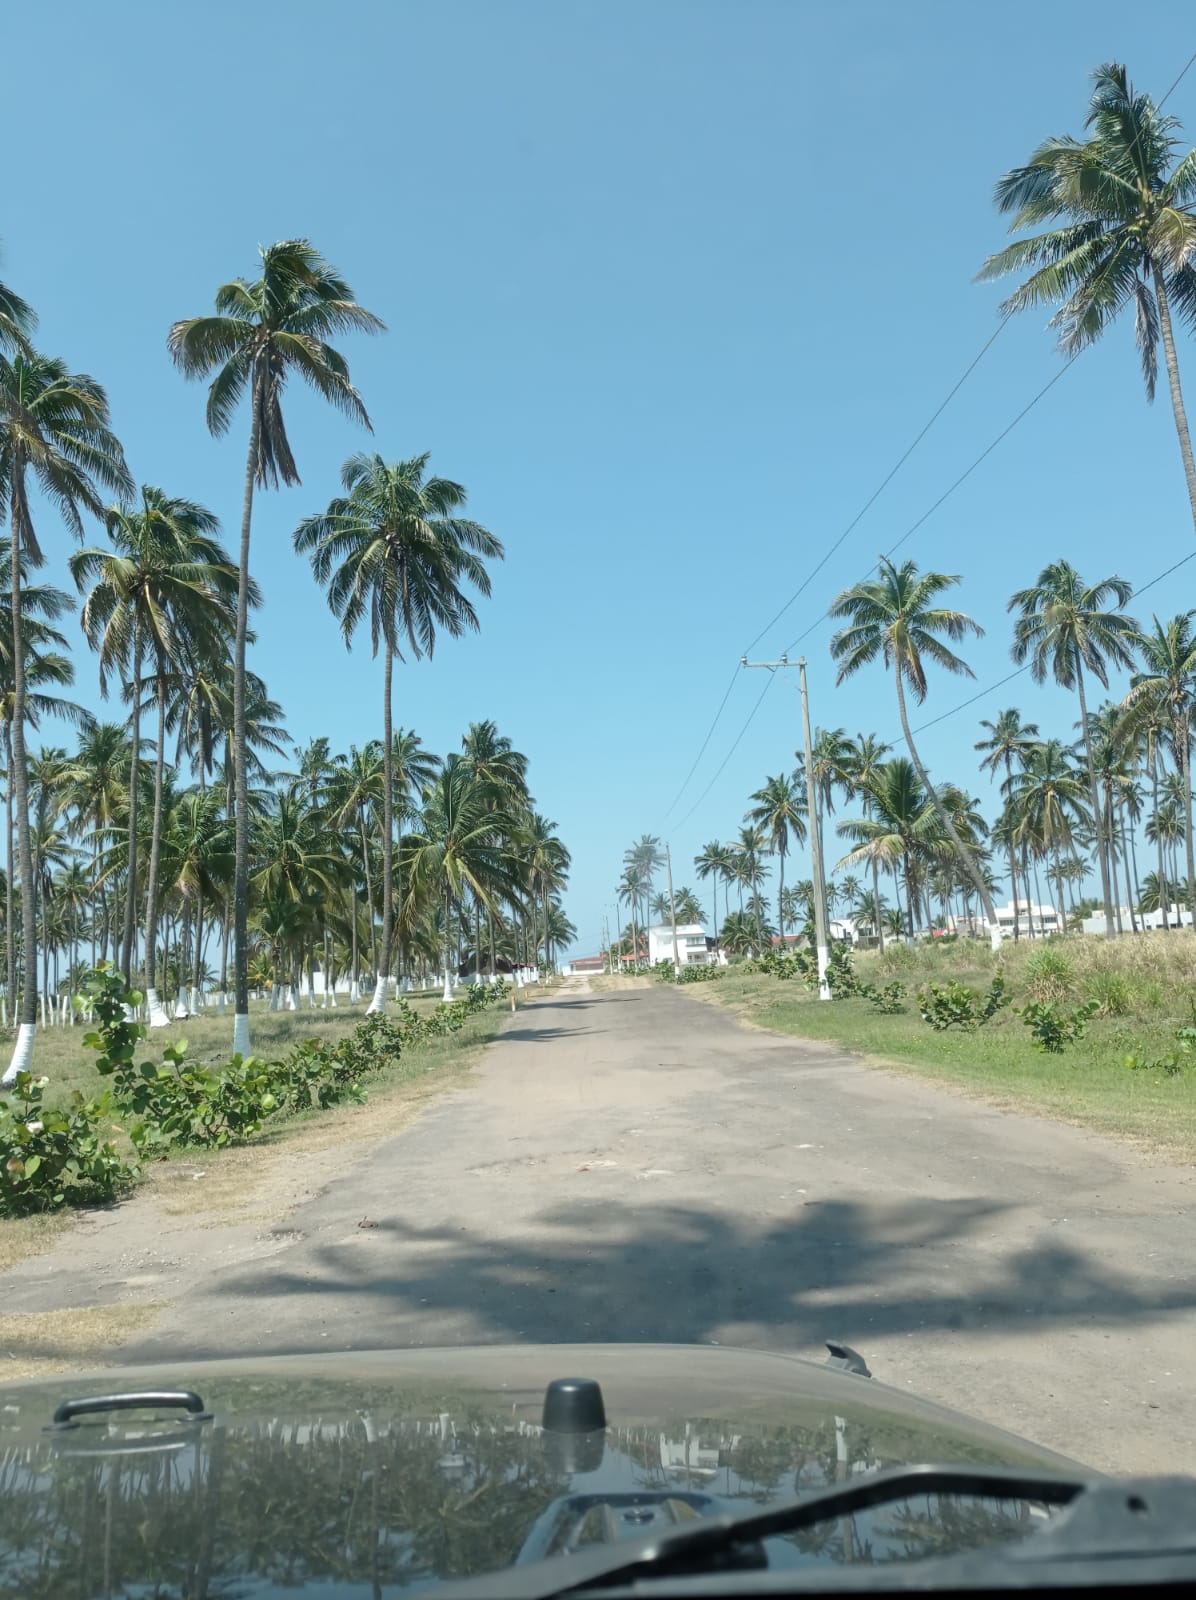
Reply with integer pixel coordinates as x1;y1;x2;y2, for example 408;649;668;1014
685;935;1196;1161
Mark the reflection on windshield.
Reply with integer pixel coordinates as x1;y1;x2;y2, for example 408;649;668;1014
0;1400;1054;1596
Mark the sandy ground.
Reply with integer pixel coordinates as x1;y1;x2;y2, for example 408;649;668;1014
1;976;1192;1473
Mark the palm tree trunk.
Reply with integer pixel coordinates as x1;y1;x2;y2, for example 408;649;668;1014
360;809;378;980
121;628;143;979
776;846;785;944
368;649;394;1014
1004;755;1020;941
1179;713;1196;928
4;721;13;1022
230;390;263;1058
865;796;884;952
1105;788;1124;935
143;673;171;1027
894;667;1001;948
1152;743;1169;929
1075;664;1115;937
1126;812;1143;933
4;495;37;1080
1153;266;1196;539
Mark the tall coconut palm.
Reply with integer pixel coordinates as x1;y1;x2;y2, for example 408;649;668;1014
1121;611;1196;925
296;452;501;1008
404;756;520;998
835;758;945;940
169;240;383;1055
747;772;807;936
58;721;130;966
461;722;527;974
1005;739;1091;923
975;709;1040;939
733;824;770;944
840;732;892;950
0;353;129;1081
979;63;1196;538
830;557;1001;948
0;269;34;358
693;840;734;942
1008;560;1138;936
71;487;240;1023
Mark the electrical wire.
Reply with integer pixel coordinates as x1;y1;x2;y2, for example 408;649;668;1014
672;671;778;831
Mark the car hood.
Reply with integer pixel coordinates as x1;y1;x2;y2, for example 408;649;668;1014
0;1343;1079;1596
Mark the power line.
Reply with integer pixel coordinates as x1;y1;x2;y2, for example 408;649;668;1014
673;670;777;832
782;353;1082;656
663;663;739;819
741;317;1012;657
908;549;1196;736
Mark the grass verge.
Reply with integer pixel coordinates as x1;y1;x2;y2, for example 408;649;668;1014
689;936;1196;1163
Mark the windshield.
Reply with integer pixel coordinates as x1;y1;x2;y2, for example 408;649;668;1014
0;2;1194;1595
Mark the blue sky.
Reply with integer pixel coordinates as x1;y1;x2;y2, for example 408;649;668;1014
5;0;1196;954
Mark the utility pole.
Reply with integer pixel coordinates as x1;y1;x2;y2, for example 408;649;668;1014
665;842;681;980
741;654;831;1001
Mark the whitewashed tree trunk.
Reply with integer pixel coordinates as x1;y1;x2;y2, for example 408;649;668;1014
306;970;316;1008
442;971;454;1002
146;987;172;1029
349;979;361;1003
173;987;188;1019
216;990;226;1015
285;985;297;1011
366;974;387;1014
269;984;281;1013
1;1022;36;1084
232;1012;250;1057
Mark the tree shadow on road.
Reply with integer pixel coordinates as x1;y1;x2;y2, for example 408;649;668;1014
142;1190;1196;1362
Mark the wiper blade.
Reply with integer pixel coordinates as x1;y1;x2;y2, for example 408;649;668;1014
441;1465;1196;1600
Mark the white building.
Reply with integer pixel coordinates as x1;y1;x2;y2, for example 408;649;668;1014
1081;904;1195;936
994;900;1060;939
647;922;713;967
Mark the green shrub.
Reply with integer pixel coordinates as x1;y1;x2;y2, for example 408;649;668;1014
1024;946;1074;1004
1017;999;1099;1054
865;980;907;1014
917;974;1010;1032
1084;970;1136;1018
1124;1024;1196;1077
0;1072;141;1215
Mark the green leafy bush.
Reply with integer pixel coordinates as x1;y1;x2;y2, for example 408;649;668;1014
1017;999;1099;1054
917;974;1009;1032
0;1072;141;1215
1124;1025;1196;1077
864;981;907;1014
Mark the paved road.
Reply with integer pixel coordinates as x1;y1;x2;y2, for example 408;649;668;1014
124;981;1194;1471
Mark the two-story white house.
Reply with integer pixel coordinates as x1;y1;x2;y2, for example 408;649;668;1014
647;923;713;967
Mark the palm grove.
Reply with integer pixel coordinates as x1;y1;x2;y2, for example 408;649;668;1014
0;242;571;1080
613;65;1196;959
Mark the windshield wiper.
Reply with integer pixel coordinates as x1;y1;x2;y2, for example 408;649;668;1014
438;1463;1196;1599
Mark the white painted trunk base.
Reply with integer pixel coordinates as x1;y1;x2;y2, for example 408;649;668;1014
269;985;281;1012
365;975;388;1015
442;972;454;1003
285;986;297;1012
146;987;172;1029
216;991;226;1015
350;981;361;1003
173;987;188;1019
2;1023;36;1085
232;1012;251;1057
989;923;1003;953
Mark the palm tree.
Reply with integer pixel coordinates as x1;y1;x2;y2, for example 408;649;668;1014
626;836;665;934
169;240;383;1055
694;840;734;942
719;909;758;957
733;824;770;944
674;887;703;925
0;272;34;359
979;63;1196;537
296;451;502;1011
461;722;527;973
0;352;129;1081
618;863;647;965
58;721;130;966
1008;560;1139;936
840;732;891;951
836;758;945;941
830;557;1001;947
975;709;1040;939
1122;612;1196;927
521;813;571;973
1006;739;1091;926
71;487;240;1023
747;772;807;937
326;742;385;994
404;757;521;1000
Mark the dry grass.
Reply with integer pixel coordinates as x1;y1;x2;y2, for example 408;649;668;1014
0;1303;164;1380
